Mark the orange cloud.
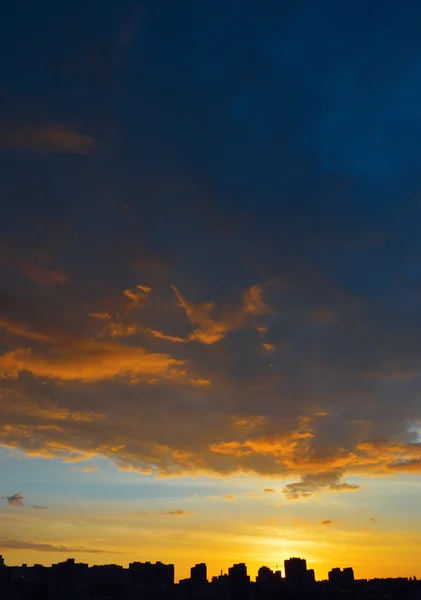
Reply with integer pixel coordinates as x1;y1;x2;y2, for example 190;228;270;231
172;284;269;344
147;329;187;343
124;285;152;311
0;338;205;385
210;430;313;462
241;285;270;315
89;313;112;321
108;323;137;337
0;124;95;154
256;326;268;333
261;343;276;352
354;440;421;474
0;319;51;342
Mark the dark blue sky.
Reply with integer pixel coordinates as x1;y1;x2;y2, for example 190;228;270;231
3;0;421;299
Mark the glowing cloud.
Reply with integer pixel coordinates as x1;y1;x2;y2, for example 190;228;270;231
172;284;269;344
0;338;204;385
124;285;152;311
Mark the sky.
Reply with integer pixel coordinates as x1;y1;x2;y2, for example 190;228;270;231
2;0;421;582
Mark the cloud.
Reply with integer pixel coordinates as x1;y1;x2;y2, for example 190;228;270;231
0;124;95;154
81;466;98;473
32;505;48;510
2;273;421;491
107;323;138;338
241;285;270;315
137;510;190;517
283;473;360;500
263;488;275;493
172;284;269;344
89;313;111;321
224;494;237;501
0;246;67;286
147;329;187;343
369;517;377;522
0;539;118;553
261;343;276;352
0;319;51;342
0;338;206;385
124;285;152;311
2;493;24;507
321;519;332;525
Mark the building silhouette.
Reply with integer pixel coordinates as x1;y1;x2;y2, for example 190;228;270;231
0;554;419;600
328;566;355;590
228;563;249;584
284;557;308;592
191;562;207;584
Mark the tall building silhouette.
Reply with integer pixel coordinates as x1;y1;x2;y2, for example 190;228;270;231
228;563;249;583
191;563;207;584
284;557;308;592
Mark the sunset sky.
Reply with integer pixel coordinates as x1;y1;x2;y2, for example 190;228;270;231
2;0;421;582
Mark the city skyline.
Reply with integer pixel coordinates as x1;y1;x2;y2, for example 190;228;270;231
7;554;410;600
4;554;418;600
2;0;421;586
0;554;358;585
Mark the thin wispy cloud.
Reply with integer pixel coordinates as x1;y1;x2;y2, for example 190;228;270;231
0;539;121;553
0;124;94;154
137;510;191;517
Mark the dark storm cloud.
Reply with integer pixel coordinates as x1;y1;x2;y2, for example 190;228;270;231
1;0;421;496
